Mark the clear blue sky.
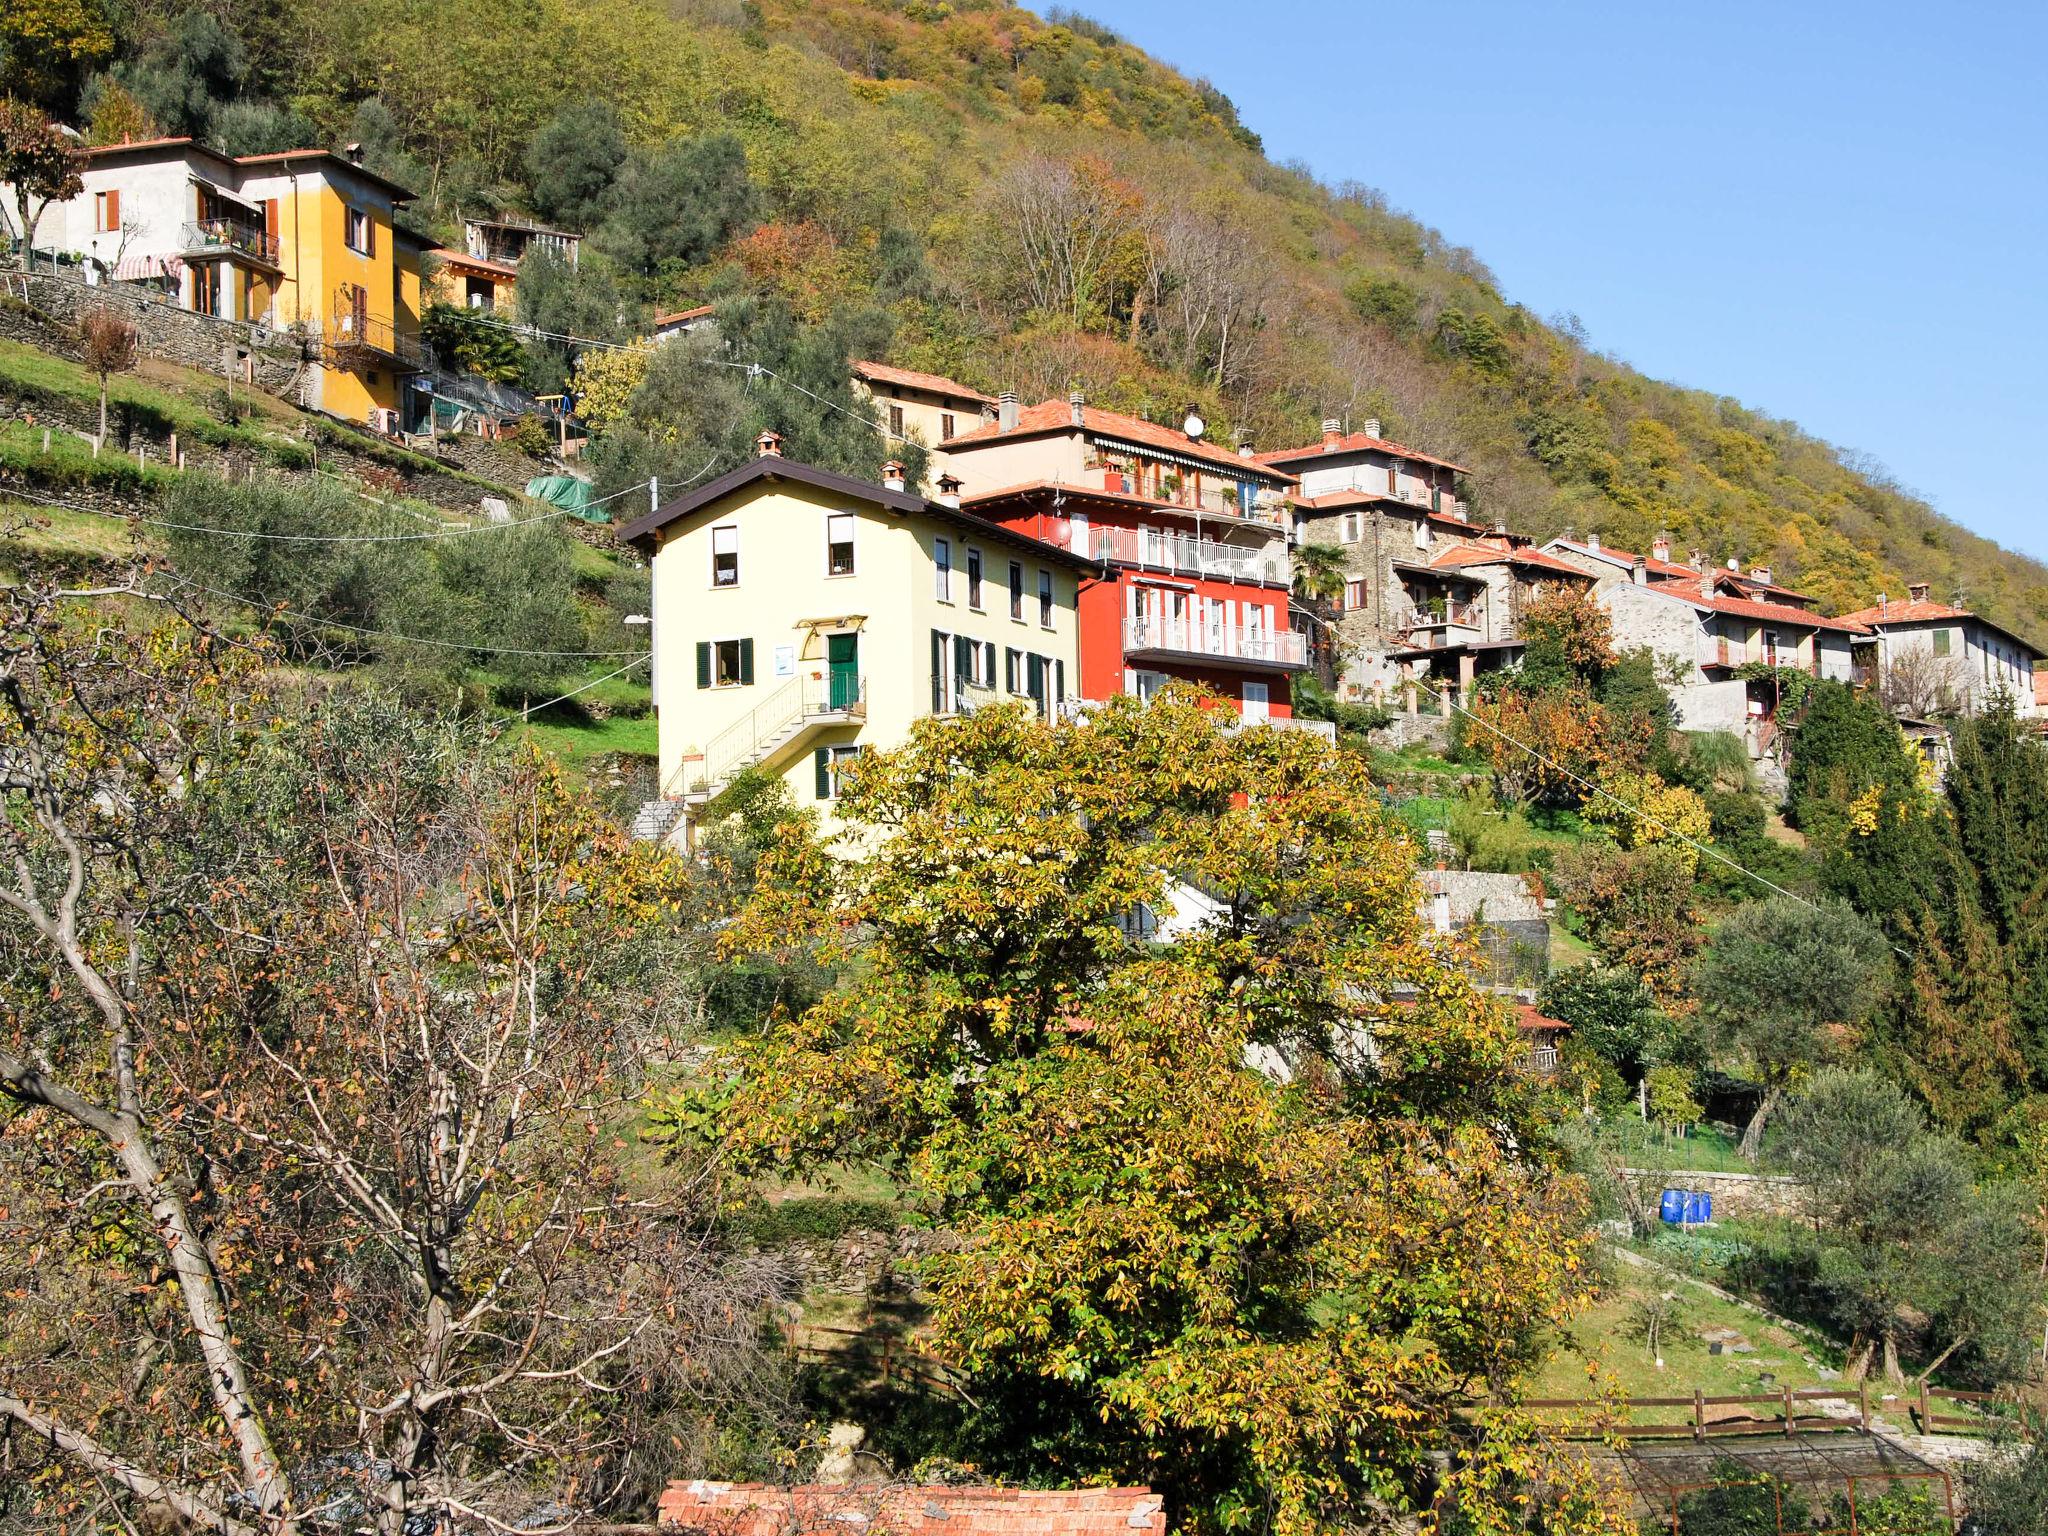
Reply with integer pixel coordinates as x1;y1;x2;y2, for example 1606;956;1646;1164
1078;0;2048;563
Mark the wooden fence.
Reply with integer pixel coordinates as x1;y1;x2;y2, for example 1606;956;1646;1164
1522;1383;2018;1441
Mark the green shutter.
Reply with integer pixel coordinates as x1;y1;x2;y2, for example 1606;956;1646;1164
931;629;946;712
984;641;997;684
696;641;711;689
1055;659;1065;705
954;634;972;688
739;637;755;685
815;748;831;800
1006;648;1020;693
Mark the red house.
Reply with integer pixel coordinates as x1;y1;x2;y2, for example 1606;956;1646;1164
939;392;1306;719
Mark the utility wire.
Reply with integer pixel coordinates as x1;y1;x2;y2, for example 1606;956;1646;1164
1442;692;1915;959
511;653;652;716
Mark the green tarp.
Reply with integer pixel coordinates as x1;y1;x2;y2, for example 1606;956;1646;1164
525;474;606;522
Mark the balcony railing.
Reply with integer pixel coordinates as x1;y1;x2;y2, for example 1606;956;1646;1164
1701;635;1821;676
181;218;280;267
1089;526;1289;585
1124;616;1308;670
324;310;426;369
1085;466;1288;523
1399;599;1483;632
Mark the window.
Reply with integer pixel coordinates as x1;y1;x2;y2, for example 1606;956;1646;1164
695;637;755;688
827;512;855;575
94;189;120;233
941;412;956;440
711;524;739;586
1341;511;1362;544
1009;561;1024;620
934;538;952;601
1242;681;1270;721
344;206;373;256
1933;627;1952;657
1386;464;1399;494
1345;578;1368;612
815;744;862;800
1038;569;1054;628
966;548;984;608
888;403;905;437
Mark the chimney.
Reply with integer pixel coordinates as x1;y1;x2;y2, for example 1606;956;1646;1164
1753;564;1772;585
998;391;1019;432
1651;533;1672;563
1430;887;1451;936
935;472;963;508
1492;516;1507;535
1321;418;1343;451
881;459;906;492
1631;555;1648;586
1877;593;1888;619
755;429;782;458
1586;531;1600;553
1362;417;1383;440
1237;440;1254;459
1068;388;1086;427
344;141;364;165
1688;549;1705;573
1909;582;1930;603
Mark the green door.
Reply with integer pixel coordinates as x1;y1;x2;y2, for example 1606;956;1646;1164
827;633;859;710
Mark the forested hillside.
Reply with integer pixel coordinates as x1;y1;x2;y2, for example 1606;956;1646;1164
11;0;2042;631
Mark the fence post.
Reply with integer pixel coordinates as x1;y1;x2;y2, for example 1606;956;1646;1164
1858;1381;1869;1434
1919;1380;1931;1434
1784;1386;1795;1437
1693;1388;1704;1443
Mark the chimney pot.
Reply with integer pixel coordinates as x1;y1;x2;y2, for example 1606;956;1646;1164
1651;533;1672;563
1586;532;1600;553
1908;582;1930;603
1877;592;1888;619
755;430;782;458
1361;417;1383;440
881;459;906;491
1753;564;1773;585
1068;388;1086;427
1321;418;1343;451
998;391;1019;432
1631;555;1648;587
935;472;963;508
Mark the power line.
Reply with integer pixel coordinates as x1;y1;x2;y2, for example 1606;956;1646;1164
511;653;652;716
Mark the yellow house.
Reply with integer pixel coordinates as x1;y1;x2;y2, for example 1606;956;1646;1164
852;360;997;481
619;440;1093;843
16;139;426;431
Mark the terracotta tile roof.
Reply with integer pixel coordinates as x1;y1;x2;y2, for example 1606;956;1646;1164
852;360;995;406
1253;431;1468;475
654;304;716;327
1832;598;1972;626
943;400;1295;485
76;136;419;200
430;248;518;278
657;1484;1167;1536
1657;579;1871;635
1543;537;1697;581
1516;1003;1569;1033
1429;543;1593;579
962;479;1287;534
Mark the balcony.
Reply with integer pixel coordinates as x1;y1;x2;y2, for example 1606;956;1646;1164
1700;635;1821;676
1086;465;1288;523
1123;616;1308;672
1089;526;1289;585
324;309;426;370
181;219;280;268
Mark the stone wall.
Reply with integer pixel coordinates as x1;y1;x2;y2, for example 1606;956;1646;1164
1370;712;1454;752
1630;1166;1804;1218
5;269;312;403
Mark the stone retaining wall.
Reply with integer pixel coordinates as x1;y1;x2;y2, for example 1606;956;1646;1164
1630;1166;1805;1217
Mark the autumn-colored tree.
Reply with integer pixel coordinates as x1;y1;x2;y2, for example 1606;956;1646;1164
986;153;1151;330
76;304;135;447
0;99;83;269
0;590;787;1533
695;692;1624;1536
570;336;657;431
1463;684;1609;808
1549;842;1701;1005
0;0;112;111
1583;767;1713;872
1517;585;1614;686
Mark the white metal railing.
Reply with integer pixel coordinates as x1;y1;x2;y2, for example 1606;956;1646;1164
676;671;865;797
1123;616;1308;668
1089;526;1289;585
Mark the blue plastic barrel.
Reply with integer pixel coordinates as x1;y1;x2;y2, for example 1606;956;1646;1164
1686;1191;1714;1225
1660;1189;1686;1224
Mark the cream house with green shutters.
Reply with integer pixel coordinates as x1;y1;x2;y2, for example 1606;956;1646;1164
619;439;1091;846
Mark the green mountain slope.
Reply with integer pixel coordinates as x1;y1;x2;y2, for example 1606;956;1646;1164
66;0;2048;637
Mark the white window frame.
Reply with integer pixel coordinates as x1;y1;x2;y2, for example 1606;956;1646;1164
1038;568;1054;629
344;205;372;255
711;524;740;587
822;744;861;800
712;637;746;688
1009;560;1024;621
826;511;855;576
935;537;953;602
966;547;984;609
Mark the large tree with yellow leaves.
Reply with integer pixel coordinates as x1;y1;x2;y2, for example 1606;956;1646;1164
703;692;1626;1536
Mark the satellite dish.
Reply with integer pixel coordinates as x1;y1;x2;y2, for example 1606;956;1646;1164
1183;409;1206;440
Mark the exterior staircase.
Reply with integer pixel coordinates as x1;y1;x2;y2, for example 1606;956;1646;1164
631;671;866;842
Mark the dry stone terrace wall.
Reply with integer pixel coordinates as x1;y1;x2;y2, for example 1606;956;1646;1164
3;269;310;400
